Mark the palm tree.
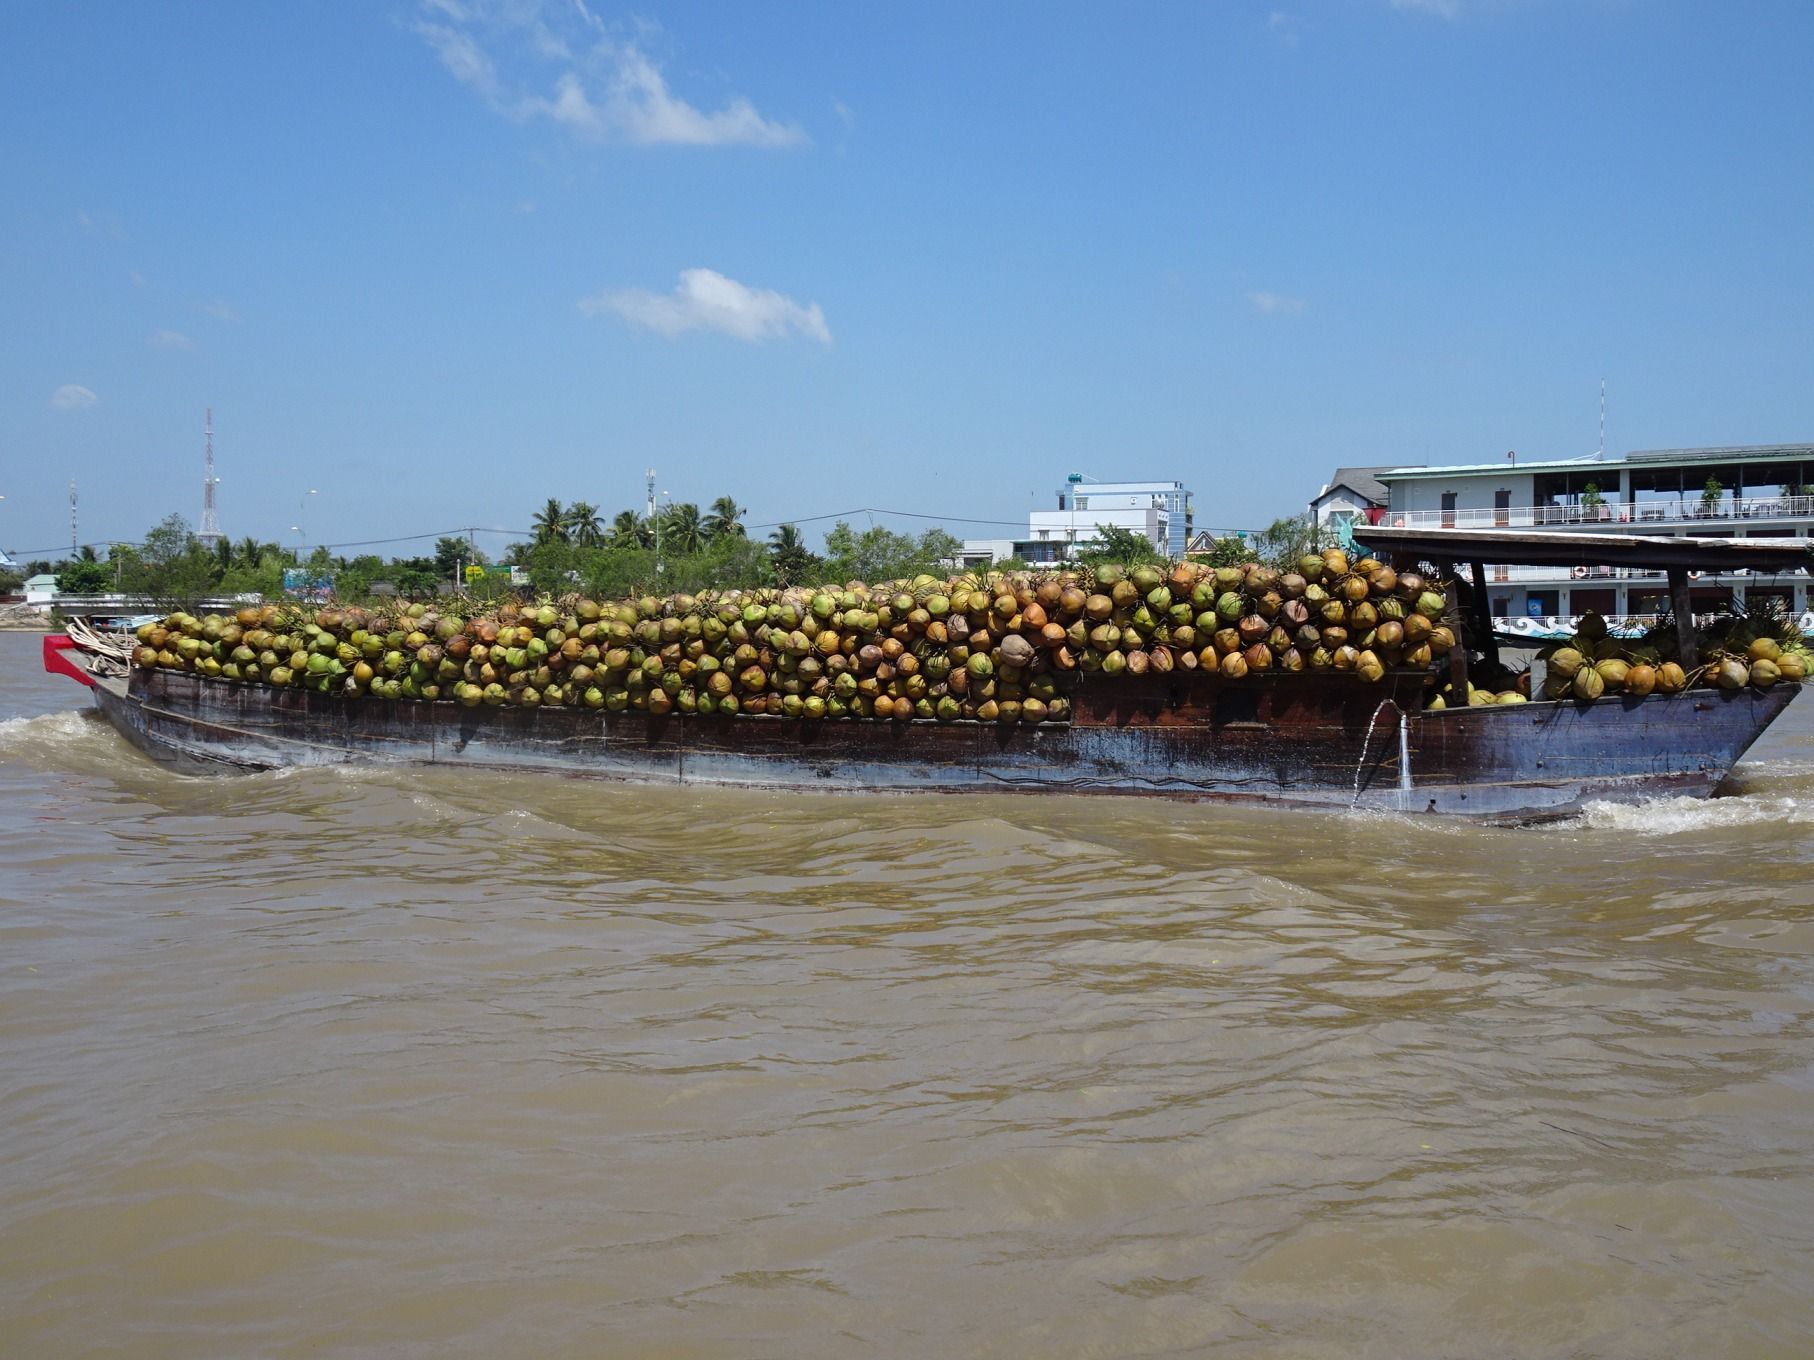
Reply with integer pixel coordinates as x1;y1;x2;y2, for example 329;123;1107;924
661;502;705;555
703;495;746;541
608;510;651;550
532;497;570;544
568;501;603;547
236;535;263;568
215;536;233;569
768;523;819;586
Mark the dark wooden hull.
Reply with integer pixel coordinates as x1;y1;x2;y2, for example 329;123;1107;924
87;666;1801;823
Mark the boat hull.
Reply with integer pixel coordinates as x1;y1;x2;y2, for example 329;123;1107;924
88;666;1800;823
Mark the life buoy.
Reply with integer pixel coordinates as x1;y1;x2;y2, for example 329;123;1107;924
1571;565;1588;579
1688;570;1704;580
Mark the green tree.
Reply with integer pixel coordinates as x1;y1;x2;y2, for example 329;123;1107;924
1244;514;1332;570
703;495;746;541
1076;523;1166;569
389;556;443;597
568;501;604;547
55;558;113;594
821;522;962;582
767;523;821;586
659;501;705;555
521;538;582;594
434;536;474;579
532;498;570;544
1188;535;1258;569
120;513;221;606
608;510;651;550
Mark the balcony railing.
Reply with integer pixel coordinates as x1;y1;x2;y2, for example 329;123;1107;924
1385;494;1814;531
1475;563;1807;584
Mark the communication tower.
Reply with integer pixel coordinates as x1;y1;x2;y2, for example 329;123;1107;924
198;408;222;547
70;480;78;551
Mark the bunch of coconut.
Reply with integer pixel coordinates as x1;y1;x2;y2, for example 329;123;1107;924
1071;548;1457;684
1535;610;1806;701
1425;661;1533;709
128;548;1458;722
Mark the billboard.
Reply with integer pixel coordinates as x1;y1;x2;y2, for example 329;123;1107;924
282;568;335;601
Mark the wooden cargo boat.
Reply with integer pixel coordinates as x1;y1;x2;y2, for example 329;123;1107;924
41;527;1810;824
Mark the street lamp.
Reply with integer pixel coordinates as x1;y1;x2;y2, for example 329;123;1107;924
298;489;318;553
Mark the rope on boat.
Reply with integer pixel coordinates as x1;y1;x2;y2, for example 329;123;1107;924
64;617;134;678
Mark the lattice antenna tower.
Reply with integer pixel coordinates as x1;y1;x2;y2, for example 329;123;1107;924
646;468;656;521
199;408;222;546
1598;379;1606;460
69;480;77;551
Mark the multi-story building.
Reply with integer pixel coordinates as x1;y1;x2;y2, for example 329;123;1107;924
958;476;1195;568
1373;443;1813;626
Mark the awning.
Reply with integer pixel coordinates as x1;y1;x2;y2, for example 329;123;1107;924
1354;525;1813;573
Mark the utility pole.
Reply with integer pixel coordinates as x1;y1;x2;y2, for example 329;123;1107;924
198;408;222;548
647;469;662;576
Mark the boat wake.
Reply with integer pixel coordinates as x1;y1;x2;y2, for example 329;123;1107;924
0;708;111;759
1577;791;1814;834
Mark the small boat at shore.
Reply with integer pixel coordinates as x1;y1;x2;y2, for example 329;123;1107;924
42;527;1810;824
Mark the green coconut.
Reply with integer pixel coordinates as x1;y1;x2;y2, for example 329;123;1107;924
1546;646;1585;680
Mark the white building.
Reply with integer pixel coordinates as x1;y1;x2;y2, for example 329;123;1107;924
1308;467;1394;531
960;476;1195;567
1370;444;1814;629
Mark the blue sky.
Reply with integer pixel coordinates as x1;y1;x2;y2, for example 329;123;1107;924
3;0;1810;560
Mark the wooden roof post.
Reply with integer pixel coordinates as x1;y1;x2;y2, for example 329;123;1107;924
1667;565;1696;666
1468;559;1499;672
1438;561;1468;697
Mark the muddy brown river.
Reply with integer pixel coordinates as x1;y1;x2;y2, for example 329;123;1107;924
3;630;1813;1357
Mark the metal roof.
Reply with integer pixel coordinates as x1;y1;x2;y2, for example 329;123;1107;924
1377;442;1814;481
1624;443;1814;464
1376;456;1604;479
1354;525;1814;572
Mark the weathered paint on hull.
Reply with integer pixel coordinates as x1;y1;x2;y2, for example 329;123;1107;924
90;669;1799;823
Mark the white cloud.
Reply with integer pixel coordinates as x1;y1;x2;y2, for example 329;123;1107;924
417;4;803;148
1390;0;1460;17
200;299;241;323
149;329;195;351
581;268;831;344
1249;291;1307;316
50;384;99;410
1268;12;1300;46
129;269;147;287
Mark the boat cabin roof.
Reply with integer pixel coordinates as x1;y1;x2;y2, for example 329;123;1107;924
1355;525;1814;572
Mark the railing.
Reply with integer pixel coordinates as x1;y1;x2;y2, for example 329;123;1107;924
1495;612;1814;642
1386;494;1814;530
1475;563;1806;584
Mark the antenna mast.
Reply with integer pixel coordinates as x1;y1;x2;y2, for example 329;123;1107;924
69;480;77;551
199;408;222;547
1598;379;1606;459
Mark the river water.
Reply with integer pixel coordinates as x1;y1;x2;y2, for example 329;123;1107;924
3;630;1814;1358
